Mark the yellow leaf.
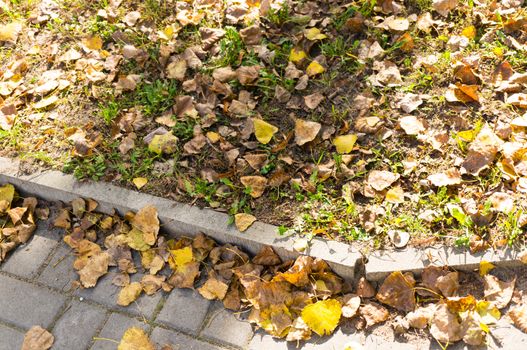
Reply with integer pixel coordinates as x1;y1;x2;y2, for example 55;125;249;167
148;133;178;154
118;327;155;350
158;24;177;41
0;22;22;43
301;299;342;336
117;282;143;306
306;61;325;76
289;48;307;63
479;260;495;276
253;119;278;144
132;177;148;189
83;36;103;50
234;213;256;232
462;25;477;39
127;228;151;251
479;321;490;333
305;28;327;41
457;129;477;142
385;186;404;203
0;184;15;206
169;246;193;271
206;131;220;143
333;134;357;154
476;300;501;325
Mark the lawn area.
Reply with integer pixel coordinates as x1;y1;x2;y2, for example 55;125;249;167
1;0;527;251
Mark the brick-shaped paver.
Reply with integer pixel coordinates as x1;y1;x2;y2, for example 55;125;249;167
201;302;253;349
150;327;222;350
0;274;66;329
91;313;149;350
51;300;107;349
75;270;163;319
1;232;58;279
156;288;211;335
0;324;24;350
38;243;78;292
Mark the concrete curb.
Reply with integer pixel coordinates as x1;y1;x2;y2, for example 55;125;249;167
2;157;525;282
0;157;361;280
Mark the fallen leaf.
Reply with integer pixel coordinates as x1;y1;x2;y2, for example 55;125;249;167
484;275;515;309
78;251;110;288
83;36;103;50
430;302;463;343
0;22;22;44
479;260;495;276
21;326;54;350
132;177;148;190
399;116;425;135
131;206;159;246
360;302;389;327
166;59;187;81
304;93;324;109
341;294;361;318
118;282;143;306
376;271;416;312
367;170;400;191
234;213;256;232
509;304;527;333
304;28;327;41
433;0;459;17
405;304;437;329
289;48;307;63
253;119;278;144
385;187;405;204
198;272;229;300
118;327;155;350
306;61;325;77
148;132;178;155
428;168;462;187
0;184;15;206
295;119;321;146
301;299;341;336
240;176;268;198
333;134;357;154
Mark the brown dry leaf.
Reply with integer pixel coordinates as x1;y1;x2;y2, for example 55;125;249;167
304;93;324;109
131;206;159;246
273;255;313;287
21;326;54;350
367;170;400;191
234;213;256;232
198;272;229;300
240;176;268;198
286;317;311;342
237;66;260;85
484;274;515;309
509;304;527;333
166;59;187;81
141;275;165;295
253;246;281;266
461;311;486;346
427;168;462;187
78;251;110;288
118;327;155;350
118;282;143;306
356;277;376;298
359;302;389;327
376;271;416;312
405;304;437;329
430;302;463;343
454;64;479;85
295;119;321;146
433;0;459;16
461;125;503;176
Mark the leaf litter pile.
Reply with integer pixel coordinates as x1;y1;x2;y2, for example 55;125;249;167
3;1;527;249
1;188;526;348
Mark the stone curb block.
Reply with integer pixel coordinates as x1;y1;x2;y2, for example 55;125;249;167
0;157;361;280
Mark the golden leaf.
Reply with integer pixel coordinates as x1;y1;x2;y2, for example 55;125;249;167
132;177;148;190
0;22;22;43
385;186;404;203
132;206;159;246
78;251;110;288
21;326;54;350
306;61;325;76
118;327;155;350
234;213;256;232
0;184;15;206
83;36;103;50
289;48;307;63
479;260;495;276
168;246;193;271
127;228;151;251
462;25;477;39
240;175;268;198
301;299;342;336
148;133;178;154
333;134;357;154
304;28;327;41
117;282;143;306
253;119;278;144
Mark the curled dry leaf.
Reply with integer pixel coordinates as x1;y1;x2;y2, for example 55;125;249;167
367;170;400;191
405;304;437;329
198;273;229;300
341;294;361;318
387;230;410;248
21;326;54;350
295;119;321;146
430;302;463;343
428;168;462;187
461;125;503;176
376;271;416;312
118;282;143;306
359;302;389;327
509;304;527;333
484;274;515;309
356;277;376;298
433;0;459;17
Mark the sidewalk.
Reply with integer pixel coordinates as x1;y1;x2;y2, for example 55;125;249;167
1;220;526;350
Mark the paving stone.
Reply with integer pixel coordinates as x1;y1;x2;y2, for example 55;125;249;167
1;231;59;279
38;243;78;292
91;313;149;350
0;274;66;329
0;324;24;350
156;288;211;335
150;327;222;350
51;300;107;350
201;302;253;349
74;269;163;319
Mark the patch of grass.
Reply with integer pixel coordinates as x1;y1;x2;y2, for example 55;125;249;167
99;100;119;125
172;118;196;142
217;26;245;67
64;153;108;181
137;79;179;116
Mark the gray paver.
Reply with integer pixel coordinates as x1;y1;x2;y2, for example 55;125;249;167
0;274;66;329
38;243;78;292
156;288;211;335
90;313;149;350
1;230;59;279
74;269;163;319
150;327;221;350
201;302;253;349
51;300;107;350
0;324;24;350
